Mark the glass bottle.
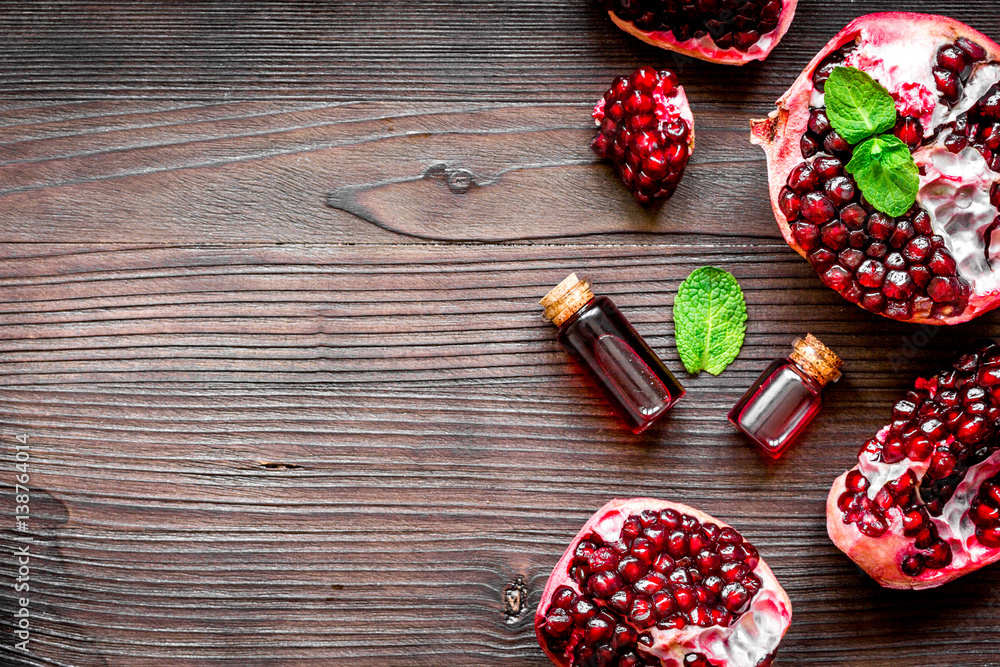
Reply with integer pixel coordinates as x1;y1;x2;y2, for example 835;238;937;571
541;273;685;433
728;334;842;459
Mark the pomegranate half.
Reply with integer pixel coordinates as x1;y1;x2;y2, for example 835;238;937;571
598;0;798;65
535;498;792;667
827;340;1000;589
752;13;1000;324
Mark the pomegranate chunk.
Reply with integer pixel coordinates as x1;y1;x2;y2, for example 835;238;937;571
827;340;1000;589
536;498;791;667
592;68;694;207
751;13;1000;325
598;0;798;65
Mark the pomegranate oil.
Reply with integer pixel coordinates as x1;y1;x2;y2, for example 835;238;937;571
729;334;842;458
541;274;684;433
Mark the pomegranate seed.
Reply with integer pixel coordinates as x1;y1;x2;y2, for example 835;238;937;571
840;203;867;229
812;154;842;178
673;584;696;612
866;242;888;260
923;540;952;569
545;608;573;635
937;44;968;74
857;511;888;537
608;588;635;614
666;531;689;558
902;236;932;263
884;299;912;320
984;483;1000;507
927;276;959;302
894;116;924;149
900;554;924;576
933;67;961;103
856;259;886;288
978;526;1000;548
911;210;933;235
910;265;932;289
630;67;659;92
792;221;820;250
889;220;915;249
801;192;837;223
585;613;615;644
824;176;856;206
956;37;987;61
633;573;668;596
808;108;831;135
882;270;916;300
824;129;851;154
971;499;1000;526
719;561;749;583
845;471;869;492
720;582;750;613
629;596;656;627
651;552;675;573
651;590;677;618
787;162;819;193
808;247;836;271
658;508;681;529
589;571;624;598
800;134;821;158
618;556;647;582
570;597;597;623
839;248;864;271
901;509;927;535
821;264;852;290
866;213;894;240
821;220;849;249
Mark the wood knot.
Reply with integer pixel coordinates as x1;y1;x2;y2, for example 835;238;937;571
503;576;529;625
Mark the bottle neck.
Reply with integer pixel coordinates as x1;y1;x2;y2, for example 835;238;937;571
541;273;596;327
789;334;842;387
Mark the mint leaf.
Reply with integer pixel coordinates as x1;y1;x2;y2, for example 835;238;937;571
825;67;897;144
846;135;919;217
673;267;747;376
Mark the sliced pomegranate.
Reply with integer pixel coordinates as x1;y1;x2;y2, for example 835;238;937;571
592;67;695;207
536;498;791;667
827;339;1000;589
752;13;1000;324
598;0;797;65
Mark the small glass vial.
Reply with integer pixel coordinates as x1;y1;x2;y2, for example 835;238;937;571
728;334;843;458
541;273;685;433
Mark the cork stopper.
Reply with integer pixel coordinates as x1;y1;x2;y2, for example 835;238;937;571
540;273;595;327
789;334;843;386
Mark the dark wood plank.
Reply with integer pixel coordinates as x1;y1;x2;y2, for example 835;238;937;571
0;100;772;244
2;244;1000;666
1;1;998;104
3;1;1000;665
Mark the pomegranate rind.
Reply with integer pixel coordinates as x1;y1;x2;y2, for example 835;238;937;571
826;366;1000;589
750;12;1000;325
535;497;792;667
608;0;798;65
828;455;1000;590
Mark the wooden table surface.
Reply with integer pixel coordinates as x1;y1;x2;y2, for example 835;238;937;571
2;1;1000;665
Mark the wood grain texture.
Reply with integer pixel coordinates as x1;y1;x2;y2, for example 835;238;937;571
1;1;1000;666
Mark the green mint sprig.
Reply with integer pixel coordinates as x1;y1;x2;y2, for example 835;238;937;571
673;267;747;376
824;66;919;217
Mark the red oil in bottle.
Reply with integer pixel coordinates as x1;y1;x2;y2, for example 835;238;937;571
728;334;842;458
542;274;684;433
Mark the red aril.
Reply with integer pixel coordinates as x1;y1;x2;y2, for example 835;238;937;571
827;339;1000;589
597;0;798;65
593;67;695;207
752;13;1000;325
536;498;791;667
